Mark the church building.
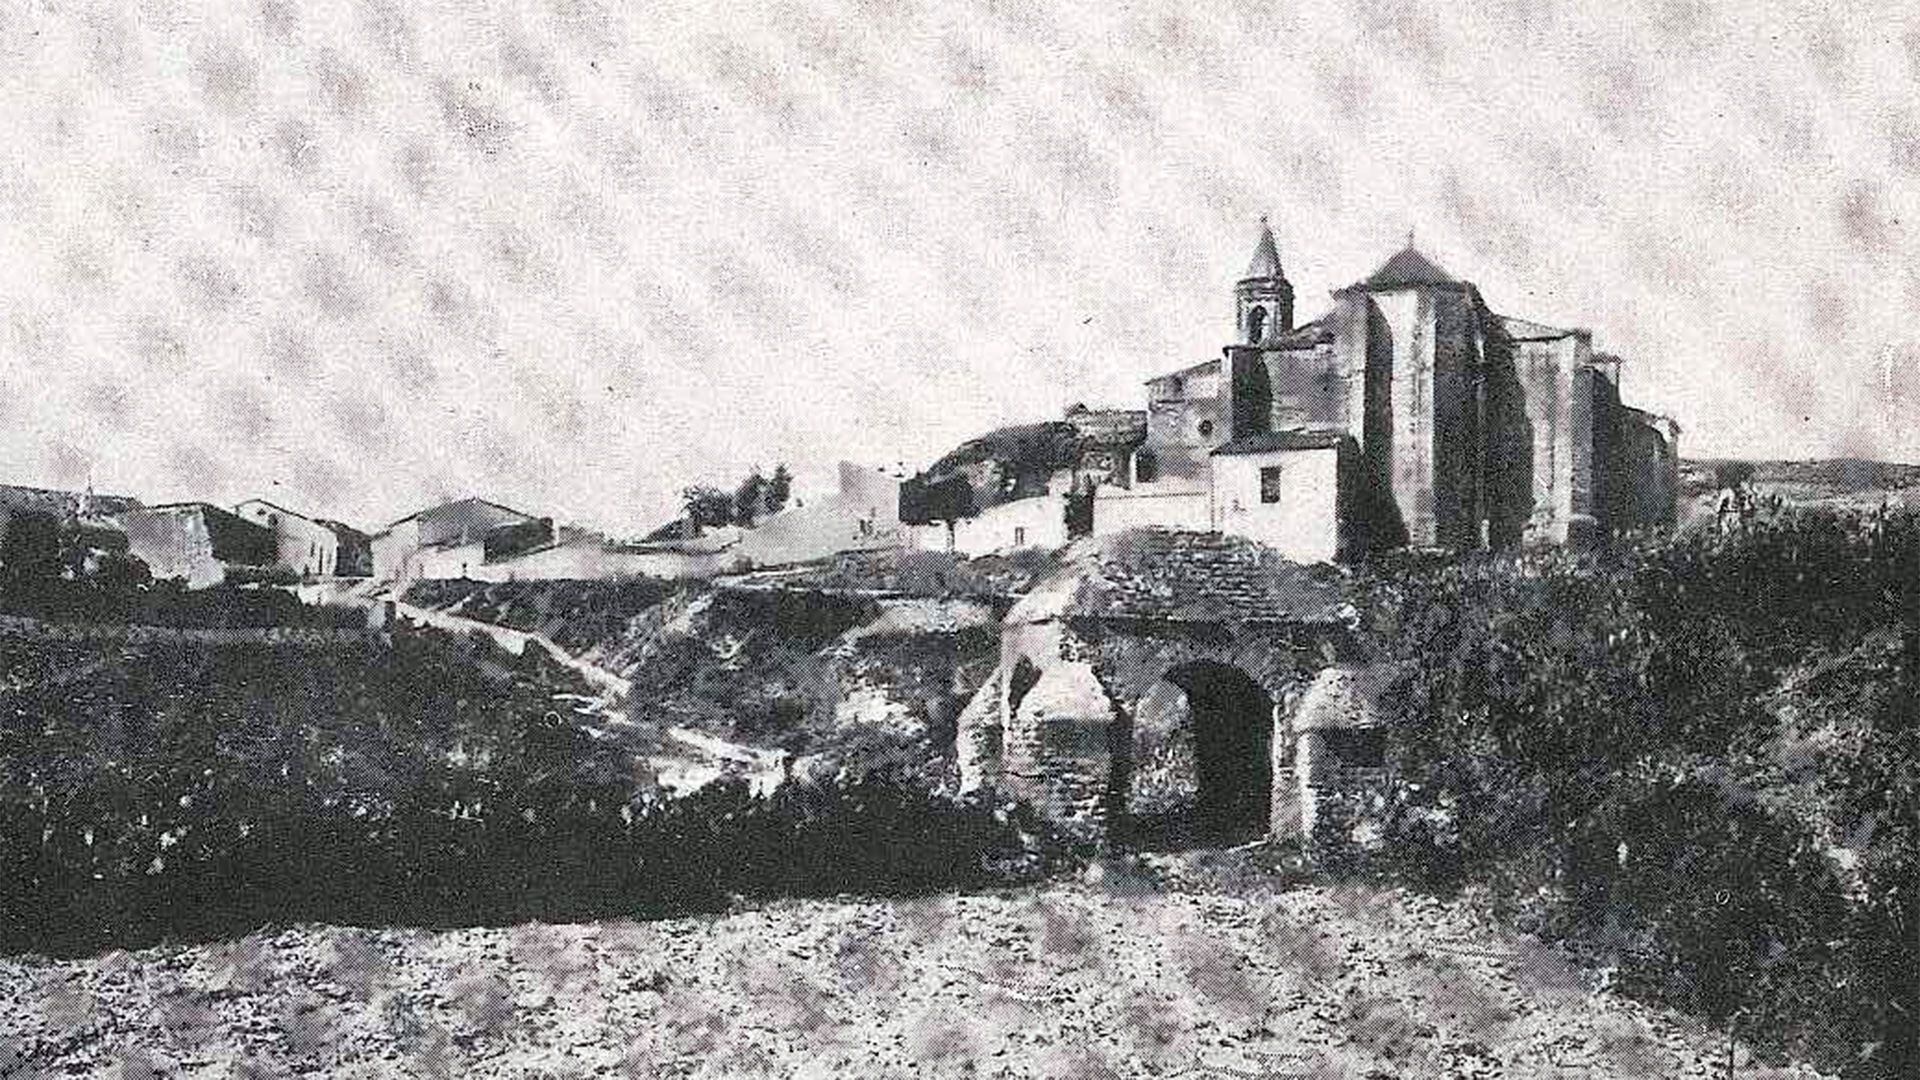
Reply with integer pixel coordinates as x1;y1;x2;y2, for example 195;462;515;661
1094;221;1681;561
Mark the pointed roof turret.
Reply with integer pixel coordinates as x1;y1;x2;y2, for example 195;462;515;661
1244;216;1283;279
1363;243;1457;289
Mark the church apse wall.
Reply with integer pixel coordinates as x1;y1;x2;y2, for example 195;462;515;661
1429;286;1486;550
1508;329;1597;546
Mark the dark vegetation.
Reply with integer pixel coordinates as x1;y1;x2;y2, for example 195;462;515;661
1356;507;1920;1078
2;578;364;629
655;463;795;538
403;570;1013;784
0;509;359;628
921;421;1084;481
900;421;1084;524
0;624;1052;959
402;576;675;653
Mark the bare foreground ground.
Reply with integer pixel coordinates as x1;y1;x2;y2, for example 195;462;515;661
1;853;1829;1079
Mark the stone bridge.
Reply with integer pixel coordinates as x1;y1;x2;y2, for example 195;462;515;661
956;530;1393;847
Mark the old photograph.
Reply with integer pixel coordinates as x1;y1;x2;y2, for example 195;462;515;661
1;0;1916;1076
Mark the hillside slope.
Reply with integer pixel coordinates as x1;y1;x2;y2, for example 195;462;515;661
0;852;1827;1079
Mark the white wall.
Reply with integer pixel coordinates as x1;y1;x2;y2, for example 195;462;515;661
1211;447;1339;563
472;541;739;581
370;520;419;581
944;495;1069;557
1092;487;1212;536
235;501;339;578
117;508;227;589
409;541;488;582
735;496;903;567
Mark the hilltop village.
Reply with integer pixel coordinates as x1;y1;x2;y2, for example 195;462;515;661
0;225;1679;591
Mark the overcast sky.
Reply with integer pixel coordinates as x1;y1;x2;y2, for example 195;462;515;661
1;0;1916;532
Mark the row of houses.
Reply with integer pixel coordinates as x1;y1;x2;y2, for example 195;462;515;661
0;486;373;590
1;480;876;590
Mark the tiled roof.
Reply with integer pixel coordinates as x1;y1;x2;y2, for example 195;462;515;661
1007;528;1352;626
380;496;540;534
315;518;369;542
1363;245;1458;289
0;484;141;516
235;497;309;519
1211;430;1348;455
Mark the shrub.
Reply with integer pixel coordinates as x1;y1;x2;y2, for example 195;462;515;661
0;627;1052;958
1355;508;1920;1077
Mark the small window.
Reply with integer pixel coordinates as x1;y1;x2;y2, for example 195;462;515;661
1246;305;1267;343
1136;449;1159;483
1013;526;1027;547
1260;466;1283;504
1198;419;1215;439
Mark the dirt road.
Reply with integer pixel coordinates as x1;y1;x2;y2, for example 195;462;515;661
0;854;1828;1079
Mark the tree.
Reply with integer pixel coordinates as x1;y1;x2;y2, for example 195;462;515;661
0;511;63;589
733;469;768;527
680;486;734;532
764;464;793;517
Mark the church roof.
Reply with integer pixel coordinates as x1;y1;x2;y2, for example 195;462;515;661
1211;430;1348;456
1362;245;1458;289
1244;218;1283;279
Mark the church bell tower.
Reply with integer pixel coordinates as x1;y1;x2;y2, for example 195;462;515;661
1235;216;1294;346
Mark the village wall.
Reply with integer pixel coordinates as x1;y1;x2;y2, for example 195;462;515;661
1091;488;1211;536
928;494;1070;557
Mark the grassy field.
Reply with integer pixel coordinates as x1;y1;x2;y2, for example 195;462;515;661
0;850;1828;1079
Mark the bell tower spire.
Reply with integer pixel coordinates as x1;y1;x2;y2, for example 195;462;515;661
1236;216;1293;345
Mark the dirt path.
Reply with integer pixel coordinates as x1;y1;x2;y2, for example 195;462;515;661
387;599;635;699
386;597;788;794
0;856;1829;1079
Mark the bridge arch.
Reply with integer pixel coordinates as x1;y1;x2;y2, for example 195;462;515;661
1125;660;1276;844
